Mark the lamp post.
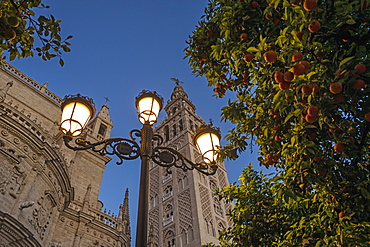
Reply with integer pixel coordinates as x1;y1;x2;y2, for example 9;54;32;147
59;90;221;247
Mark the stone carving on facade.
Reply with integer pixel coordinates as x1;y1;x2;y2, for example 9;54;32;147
149;208;159;245
0;81;13;103
0;153;26;199
163;228;176;247
199;184;212;220
29;192;56;239
218;169;228;188
149;166;159;198
178;189;193;231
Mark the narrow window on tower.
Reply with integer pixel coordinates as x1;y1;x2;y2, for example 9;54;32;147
98;123;107;136
179;119;184;131
164;125;170;142
172;125;177;136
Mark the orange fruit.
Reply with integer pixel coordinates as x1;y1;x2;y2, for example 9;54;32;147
243;73;249;79
251;1;259;8
272;19;280;26
198;54;208;62
292;0;301;6
240;33;248;41
316;51;324;58
338;212;345;218
334;143;345;153
292;63;306;75
310;83;319;93
298;61;310;72
207;29;214;35
4;28;16;40
365;112;370;122
274;71;285;83
307;106;319;117
265;13;272;20
284;71;294;82
7;16;19;27
305;114;317;123
313;156;322;162
354;64;366;74
279;82;290;90
334;96;344;102
301;84;313;95
335;69;346;79
329;82;343;94
274;135;282;141
308;20;321;32
226;81;233;87
244;53;254;62
303;0;317;11
263;50;277;63
292;52;303;62
353;79;365;90
296;31;304;41
309;132;316;140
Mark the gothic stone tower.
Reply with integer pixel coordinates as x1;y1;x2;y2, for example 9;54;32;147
148;83;231;246
0;62;131;247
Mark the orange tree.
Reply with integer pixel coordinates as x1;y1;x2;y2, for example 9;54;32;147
0;0;71;65
185;0;370;246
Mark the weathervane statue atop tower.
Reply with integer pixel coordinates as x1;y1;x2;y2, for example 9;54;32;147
170;78;183;85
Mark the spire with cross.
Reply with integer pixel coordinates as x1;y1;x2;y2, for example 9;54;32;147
170;78;183;86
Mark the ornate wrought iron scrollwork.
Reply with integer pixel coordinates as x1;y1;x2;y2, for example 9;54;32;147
151;146;218;175
63;135;140;165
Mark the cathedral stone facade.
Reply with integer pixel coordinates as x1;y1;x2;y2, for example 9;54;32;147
148;84;231;246
0;62;230;247
0;62;131;247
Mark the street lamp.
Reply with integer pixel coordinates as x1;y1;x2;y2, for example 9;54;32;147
59;90;221;247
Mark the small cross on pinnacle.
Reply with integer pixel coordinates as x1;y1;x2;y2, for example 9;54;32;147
209;118;214;126
104;97;110;104
170;78;183;85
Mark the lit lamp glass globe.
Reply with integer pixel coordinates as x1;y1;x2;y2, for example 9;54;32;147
194;125;221;164
135;91;163;125
60;94;96;137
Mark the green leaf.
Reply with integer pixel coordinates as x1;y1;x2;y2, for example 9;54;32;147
339;56;354;67
59;58;64;66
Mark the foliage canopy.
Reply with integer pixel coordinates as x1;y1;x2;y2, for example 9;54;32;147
0;0;71;65
185;0;370;246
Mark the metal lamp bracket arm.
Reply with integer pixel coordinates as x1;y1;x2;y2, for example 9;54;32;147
62;135;141;165
151;146;218;175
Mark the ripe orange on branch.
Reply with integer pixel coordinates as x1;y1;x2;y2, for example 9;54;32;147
292;52;303;62
305;114;317;123
334;143;345;153
298;61;310;72
274;71;285;83
244;53;254;62
292;63;306;75
329;82;343;94
263;50;277;63
240;33;248;41
365;112;370;122
307;106;319;117
308;20;321;32
251;1;259;8
353;79;365;90
354;64;367;74
279;82;290;90
284;71;294;82
303;0;317;11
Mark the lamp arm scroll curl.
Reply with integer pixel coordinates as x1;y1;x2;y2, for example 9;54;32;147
151;146;218;175
62;135;141;165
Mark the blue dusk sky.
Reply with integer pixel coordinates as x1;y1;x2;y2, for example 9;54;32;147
9;0;262;244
